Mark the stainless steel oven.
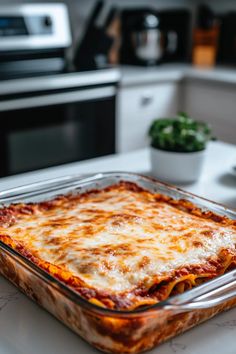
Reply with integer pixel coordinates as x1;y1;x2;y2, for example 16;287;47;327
0;3;119;177
0;70;118;177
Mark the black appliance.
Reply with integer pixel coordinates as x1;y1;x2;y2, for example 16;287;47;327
217;12;236;65
73;0;117;71
0;4;118;177
120;8;191;66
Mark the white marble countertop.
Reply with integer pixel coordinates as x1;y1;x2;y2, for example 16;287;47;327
1;140;236;354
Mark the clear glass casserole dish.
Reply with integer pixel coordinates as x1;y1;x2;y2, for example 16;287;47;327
0;172;235;354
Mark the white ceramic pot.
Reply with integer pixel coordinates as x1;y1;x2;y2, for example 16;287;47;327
150;146;206;183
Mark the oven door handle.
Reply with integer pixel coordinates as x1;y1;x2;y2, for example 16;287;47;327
0;86;116;111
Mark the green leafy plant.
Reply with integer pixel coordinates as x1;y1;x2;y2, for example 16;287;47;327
148;112;214;153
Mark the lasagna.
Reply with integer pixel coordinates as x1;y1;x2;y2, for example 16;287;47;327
0;181;235;311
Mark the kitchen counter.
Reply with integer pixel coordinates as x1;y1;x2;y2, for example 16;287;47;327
1;63;236;96
0;68;120;96
120;64;236;87
1;140;236;354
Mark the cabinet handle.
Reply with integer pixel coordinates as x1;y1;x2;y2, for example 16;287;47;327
141;95;153;106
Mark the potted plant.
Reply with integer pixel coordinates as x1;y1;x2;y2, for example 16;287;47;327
148;112;214;183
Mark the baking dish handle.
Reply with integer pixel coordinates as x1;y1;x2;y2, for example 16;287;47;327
166;279;236;312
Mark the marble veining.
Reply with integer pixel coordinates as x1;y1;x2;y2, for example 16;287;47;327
211;319;236;330
169;339;187;353
0;290;20;313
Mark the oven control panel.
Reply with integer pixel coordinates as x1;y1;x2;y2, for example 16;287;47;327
0;4;71;50
0;15;53;36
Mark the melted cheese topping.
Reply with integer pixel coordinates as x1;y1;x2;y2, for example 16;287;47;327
1;183;236;296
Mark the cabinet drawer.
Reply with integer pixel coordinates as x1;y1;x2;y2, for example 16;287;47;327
117;82;179;152
183;81;236;144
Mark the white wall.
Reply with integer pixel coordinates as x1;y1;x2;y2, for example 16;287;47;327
194;0;236;13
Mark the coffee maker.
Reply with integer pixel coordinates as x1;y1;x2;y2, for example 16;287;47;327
119;8;191;66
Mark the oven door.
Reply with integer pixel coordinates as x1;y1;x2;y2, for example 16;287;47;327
0;85;116;177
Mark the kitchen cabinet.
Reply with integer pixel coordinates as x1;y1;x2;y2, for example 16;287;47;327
182;79;236;144
116;82;179;152
117;66;236;152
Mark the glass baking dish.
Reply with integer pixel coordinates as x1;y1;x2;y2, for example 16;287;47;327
0;172;236;354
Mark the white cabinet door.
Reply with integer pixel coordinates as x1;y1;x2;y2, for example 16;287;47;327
117;82;179;153
183;80;236;145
